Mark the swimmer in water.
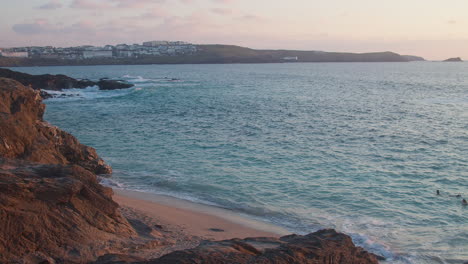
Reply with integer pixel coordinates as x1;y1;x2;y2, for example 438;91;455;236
437;190;440;195
463;199;467;206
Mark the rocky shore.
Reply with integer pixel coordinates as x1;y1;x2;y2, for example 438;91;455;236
0;77;381;263
0;68;133;94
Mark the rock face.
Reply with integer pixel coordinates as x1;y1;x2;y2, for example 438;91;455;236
0;68;134;91
443;57;463;62
0;78;112;174
0;159;136;263
96;229;379;264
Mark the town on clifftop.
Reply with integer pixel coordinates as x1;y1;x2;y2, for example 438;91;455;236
0;41;197;59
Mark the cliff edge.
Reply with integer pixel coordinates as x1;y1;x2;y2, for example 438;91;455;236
0;78;111;174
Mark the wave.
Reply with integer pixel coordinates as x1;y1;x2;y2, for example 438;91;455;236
43;85;136;101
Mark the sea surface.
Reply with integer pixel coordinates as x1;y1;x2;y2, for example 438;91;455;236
13;63;467;263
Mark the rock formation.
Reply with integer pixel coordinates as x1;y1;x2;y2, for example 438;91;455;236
0;159;136;263
98;78;134;90
0;68;134;91
443;57;463;62
94;229;380;264
0;78;111;174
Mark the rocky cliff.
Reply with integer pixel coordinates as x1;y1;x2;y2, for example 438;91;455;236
0;159;136;263
0;78;111;174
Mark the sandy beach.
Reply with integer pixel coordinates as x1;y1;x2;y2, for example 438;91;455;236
114;189;289;241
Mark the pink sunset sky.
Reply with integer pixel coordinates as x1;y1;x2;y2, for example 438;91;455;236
1;0;467;60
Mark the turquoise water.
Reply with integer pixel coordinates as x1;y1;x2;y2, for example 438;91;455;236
14;63;467;263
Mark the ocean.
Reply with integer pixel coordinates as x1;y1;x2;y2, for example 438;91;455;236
13;62;467;263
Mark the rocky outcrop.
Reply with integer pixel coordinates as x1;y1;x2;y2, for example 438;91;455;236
0;159;136;263
443;57;463;62
0;68;134;91
0;68;95;91
0;77;112;174
95;229;380;264
98;78;135;90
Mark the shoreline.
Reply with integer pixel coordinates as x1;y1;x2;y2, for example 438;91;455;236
113;189;290;241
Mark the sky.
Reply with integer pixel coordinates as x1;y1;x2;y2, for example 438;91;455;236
0;0;467;60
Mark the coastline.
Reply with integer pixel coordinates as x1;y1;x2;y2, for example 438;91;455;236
113;188;289;241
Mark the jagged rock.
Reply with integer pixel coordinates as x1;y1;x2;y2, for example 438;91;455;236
0;77;112;174
0;68;134;92
39;89;54;99
0;68;95;91
0;159;136;263
95;229;380;264
97;79;134;90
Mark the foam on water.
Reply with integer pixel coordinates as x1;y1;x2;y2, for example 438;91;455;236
43;85;136;101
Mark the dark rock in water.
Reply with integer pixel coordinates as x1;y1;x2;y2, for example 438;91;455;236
0;78;112;174
443;57;463;62
96;229;380;264
0;159;136;263
0;67;94;91
39;89;53;99
97;79;134;90
0;68;134;92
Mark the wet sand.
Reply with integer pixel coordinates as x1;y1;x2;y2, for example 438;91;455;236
114;189;289;241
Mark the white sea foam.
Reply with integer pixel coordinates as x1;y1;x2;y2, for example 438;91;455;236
43;85;135;101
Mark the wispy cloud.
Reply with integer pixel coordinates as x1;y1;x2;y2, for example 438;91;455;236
37;0;62;10
70;0;164;9
12;19;96;35
70;0;111;9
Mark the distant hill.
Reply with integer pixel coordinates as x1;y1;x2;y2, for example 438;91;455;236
443;57;463;62
0;44;424;67
401;55;426;62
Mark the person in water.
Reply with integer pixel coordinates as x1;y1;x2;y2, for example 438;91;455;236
463;199;467;206
437;190;440;195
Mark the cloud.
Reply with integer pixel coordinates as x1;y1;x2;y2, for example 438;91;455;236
12;23;47;35
70;0;164;9
447;20;457;24
70;0;111;9
37;0;62;9
112;0;165;8
12;19;95;35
